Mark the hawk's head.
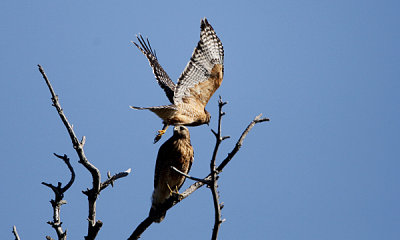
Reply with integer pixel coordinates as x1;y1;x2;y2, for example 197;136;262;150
173;126;190;139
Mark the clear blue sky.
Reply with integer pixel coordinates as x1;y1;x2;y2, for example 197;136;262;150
1;1;399;239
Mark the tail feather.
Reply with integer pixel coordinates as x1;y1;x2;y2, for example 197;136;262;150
129;105;177;121
149;205;166;223
129;106;147;110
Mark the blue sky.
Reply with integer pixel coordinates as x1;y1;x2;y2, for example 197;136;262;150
1;0;399;239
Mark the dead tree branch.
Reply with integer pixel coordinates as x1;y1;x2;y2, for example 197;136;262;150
38;64;131;240
12;226;21;240
128;216;154;240
216;113;269;173
100;168;132;191
209;96;229;240
42;153;75;240
182;113;268;199
171;166;210;184
128;97;269;240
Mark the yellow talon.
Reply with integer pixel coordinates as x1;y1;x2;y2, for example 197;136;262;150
158;129;166;135
166;183;183;200
166;183;179;194
167;183;173;195
154;131;164;144
154;125;169;143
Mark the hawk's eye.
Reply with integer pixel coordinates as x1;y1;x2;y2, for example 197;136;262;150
180;126;185;131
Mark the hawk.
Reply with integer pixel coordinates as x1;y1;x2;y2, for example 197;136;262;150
149;126;194;223
130;18;224;143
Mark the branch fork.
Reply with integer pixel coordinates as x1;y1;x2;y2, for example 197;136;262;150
41;153;75;240
38;65;131;240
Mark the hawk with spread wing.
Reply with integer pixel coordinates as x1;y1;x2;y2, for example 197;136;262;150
130;18;224;143
149;126;194;222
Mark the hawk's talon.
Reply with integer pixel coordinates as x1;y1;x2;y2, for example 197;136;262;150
167;183;183;200
158;129;167;135
167;183;173;194
153;130;166;144
166;183;179;195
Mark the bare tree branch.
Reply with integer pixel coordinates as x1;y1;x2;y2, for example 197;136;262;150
128;98;269;240
209;96;228;240
180;113;269;196
100;168;132;192
38;64;131;240
12;226;21;240
127;192;182;240
38;64;100;239
54;153;75;192
127;216;154;240
171;166;210;184
41;153;75;240
216;113;269;173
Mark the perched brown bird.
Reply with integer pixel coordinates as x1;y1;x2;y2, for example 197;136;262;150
130;18;224;143
149;126;194;223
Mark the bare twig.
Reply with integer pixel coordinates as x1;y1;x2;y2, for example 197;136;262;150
54;153;75;192
41;153;75;240
180;113;269;198
171;166;210;184
12;226;21;240
38;65;130;240
100;168;132;192
216;114;269;173
209;96;229;240
128;98;269;240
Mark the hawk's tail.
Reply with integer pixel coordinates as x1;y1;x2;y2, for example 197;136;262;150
149;205;166;223
129;105;147;110
129;105;177;122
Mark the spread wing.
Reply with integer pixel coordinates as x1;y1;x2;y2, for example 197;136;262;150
132;34;176;103
173;18;224;108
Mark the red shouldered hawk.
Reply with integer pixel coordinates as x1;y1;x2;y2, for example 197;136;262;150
149;126;194;223
130;18;224;143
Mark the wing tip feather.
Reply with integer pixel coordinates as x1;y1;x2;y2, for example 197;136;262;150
201;17;211;30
